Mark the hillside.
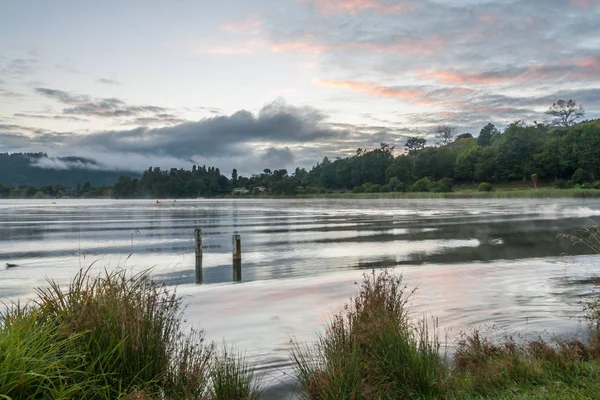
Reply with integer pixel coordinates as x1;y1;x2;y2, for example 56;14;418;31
0;153;137;187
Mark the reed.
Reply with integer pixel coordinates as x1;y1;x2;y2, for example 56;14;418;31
291;270;443;399
0;268;257;400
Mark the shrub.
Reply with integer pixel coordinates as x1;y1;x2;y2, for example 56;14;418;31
292;270;441;399
363;183;382;193
394;183;407;192
435;177;453;193
411;177;434;192
555;179;571;189
573;168;586;185
478;182;493;192
379;184;392;193
352;186;364;193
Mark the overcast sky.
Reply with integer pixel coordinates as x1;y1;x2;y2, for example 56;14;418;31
1;0;599;174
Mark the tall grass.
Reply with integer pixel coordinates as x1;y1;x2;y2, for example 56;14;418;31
292;267;600;399
292;270;442;399
32;268;213;397
0;268;261;400
209;344;261;400
0;306;108;399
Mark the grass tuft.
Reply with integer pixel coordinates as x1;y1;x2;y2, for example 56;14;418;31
209;344;262;400
292;269;442;399
0;267;257;400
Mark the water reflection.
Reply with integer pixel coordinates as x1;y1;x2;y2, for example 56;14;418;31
1;198;600;398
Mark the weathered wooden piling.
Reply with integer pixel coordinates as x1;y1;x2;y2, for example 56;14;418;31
194;228;203;284
232;234;242;281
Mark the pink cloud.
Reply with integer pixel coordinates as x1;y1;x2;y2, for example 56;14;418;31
220;14;265;35
419;69;515;85
347;34;447;55
579;57;600;68
271;38;329;54
298;0;409;15
478;14;497;24
316;79;437;104
571;0;592;7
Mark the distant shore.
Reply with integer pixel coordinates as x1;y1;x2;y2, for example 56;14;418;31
223;188;600;200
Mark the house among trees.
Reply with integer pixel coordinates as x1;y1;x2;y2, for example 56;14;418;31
232;187;249;195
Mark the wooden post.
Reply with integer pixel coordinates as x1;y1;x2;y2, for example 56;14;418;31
232;234;241;281
195;228;203;284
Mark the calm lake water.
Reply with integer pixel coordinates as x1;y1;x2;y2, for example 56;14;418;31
2;198;600;398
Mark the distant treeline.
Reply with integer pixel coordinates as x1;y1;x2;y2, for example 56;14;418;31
110;117;600;198
2;107;600;199
0;153;134;187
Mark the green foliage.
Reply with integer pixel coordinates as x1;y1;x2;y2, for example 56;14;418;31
385;154;413;184
555;179;572;189
573;168;586;185
414;147;456;181
34;268;213;397
0;309;105;399
478;182;493;192
494;122;546;181
411;177;434;192
404;136;427;154
477;123;499;146
362;182;382;193
435;177;453;193
0;268;264;400
292;270;441;399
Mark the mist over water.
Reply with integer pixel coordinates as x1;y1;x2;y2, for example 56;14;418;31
1;198;600;398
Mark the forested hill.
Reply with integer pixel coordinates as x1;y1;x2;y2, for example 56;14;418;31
2;115;600;199
0;153;137;187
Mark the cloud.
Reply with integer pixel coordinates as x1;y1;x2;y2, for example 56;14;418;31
13;113;88;122
34;87;175;121
0;100;417;173
261;146;296;168
30;156;101;171
0;89;27;99
220;14;264;34
297;0;410;15
96;78;121;85
35;88;89;104
1;58;38;78
317;78;427;101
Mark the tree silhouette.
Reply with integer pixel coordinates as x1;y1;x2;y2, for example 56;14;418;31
545;99;585;127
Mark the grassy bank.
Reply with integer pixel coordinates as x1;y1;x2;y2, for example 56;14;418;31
0;268;261;400
292;270;600;399
226;188;600;200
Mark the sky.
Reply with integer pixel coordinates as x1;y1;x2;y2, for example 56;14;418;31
1;0;599;174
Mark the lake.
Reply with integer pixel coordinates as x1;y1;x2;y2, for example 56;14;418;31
1;198;600;398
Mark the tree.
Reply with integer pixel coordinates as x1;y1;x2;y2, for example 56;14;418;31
456;133;473;140
231;169;238;186
494;123;545;181
404;137;427;154
385;155;414;184
545;99;585;127
434;125;456;146
477;123;498;147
